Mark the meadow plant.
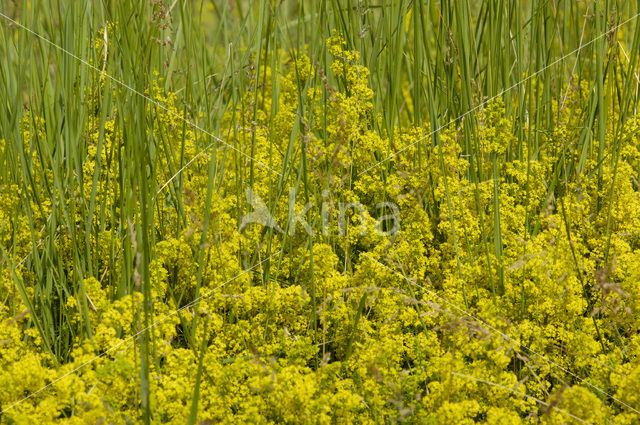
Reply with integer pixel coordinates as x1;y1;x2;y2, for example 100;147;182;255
1;1;640;424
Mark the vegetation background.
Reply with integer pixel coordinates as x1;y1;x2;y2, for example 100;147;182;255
1;0;640;423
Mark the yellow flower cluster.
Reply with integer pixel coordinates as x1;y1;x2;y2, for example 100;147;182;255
2;29;640;424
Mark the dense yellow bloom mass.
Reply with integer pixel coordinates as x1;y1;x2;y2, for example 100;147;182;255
2;29;640;425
